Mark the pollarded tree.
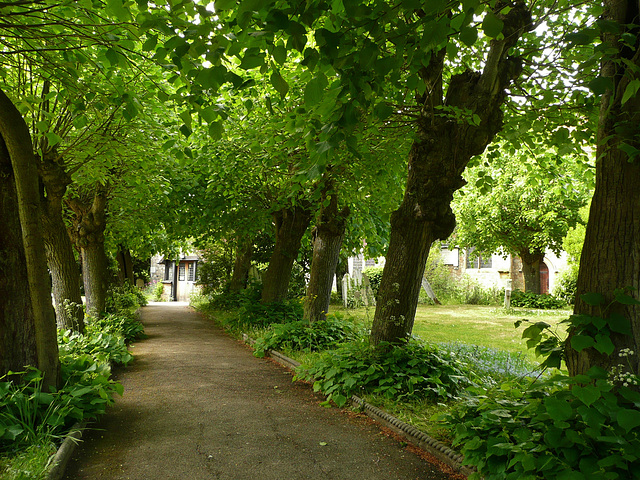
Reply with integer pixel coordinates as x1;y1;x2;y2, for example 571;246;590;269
452;149;592;293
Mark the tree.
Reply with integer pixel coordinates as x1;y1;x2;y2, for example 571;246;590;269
0;89;60;389
369;3;533;345
567;0;640;377
453;149;591;293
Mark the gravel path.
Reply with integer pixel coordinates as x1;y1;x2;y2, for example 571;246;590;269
63;302;458;480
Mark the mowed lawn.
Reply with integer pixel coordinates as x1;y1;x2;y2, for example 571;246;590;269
330;303;572;359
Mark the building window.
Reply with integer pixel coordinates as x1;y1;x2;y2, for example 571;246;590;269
164;261;173;281
187;262;195;282
466;248;492;269
179;264;185;281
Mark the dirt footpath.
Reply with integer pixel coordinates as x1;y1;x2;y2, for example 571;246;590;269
63;302;458;480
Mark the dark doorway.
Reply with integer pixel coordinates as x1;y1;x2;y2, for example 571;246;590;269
540;262;549;295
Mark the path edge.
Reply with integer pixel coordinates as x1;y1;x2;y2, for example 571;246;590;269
242;334;475;478
46;421;87;480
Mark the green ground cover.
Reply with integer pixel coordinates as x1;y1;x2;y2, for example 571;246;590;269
329;303;571;361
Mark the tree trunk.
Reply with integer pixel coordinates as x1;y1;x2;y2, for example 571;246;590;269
68;186;110;317
520;249;544;294
115;245;134;287
0;134;39;378
304;187;349;323
566;0;640;377
39;155;85;333
229;237;253;292
370;3;532;345
0;89;60;388
261;204;312;303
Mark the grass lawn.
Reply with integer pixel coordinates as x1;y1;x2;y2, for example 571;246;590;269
329;303;571;361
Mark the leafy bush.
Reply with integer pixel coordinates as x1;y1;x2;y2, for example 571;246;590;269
90;313;146;344
362;266;384;299
207;282;262;311
153;281;164;301
553;265;578;305
105;284;147;316
0;365;122;451
447;370;640;480
253;313;361;357
235;297;303;329
445;291;640;480
295;339;470;407
511;290;566;309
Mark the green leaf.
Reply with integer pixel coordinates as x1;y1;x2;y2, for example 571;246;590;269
240;53;264;70
44;132;62;147
214;0;236;11
617;408;640;433
607;313;632;335
571;335;595;352
304;75;328;107
621;79;640;105
614;292;640;305
593;334;614;355
588;76;613;95
106;0;132;22
459;26;478;46
270;69;289;98
208;121;224;140
545;397;573;422
272;44;287;65
580;292;605;306
200;106;218;124
572;385;601;406
179;110;192;130
482;12;504;38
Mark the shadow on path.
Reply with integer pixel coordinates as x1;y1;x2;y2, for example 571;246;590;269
63;303;457;480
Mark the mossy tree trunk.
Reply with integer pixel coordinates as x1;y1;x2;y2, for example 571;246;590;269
0;89;60;389
370;3;532;345
304;185;349;323
40;154;85;333
566;0;640;377
261;204;312;303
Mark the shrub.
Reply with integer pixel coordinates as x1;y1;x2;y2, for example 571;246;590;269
153;281;164;301
295;339;471;407
553;265;578;305
510;290;566;309
362;266;384;299
105;284;147;316
253;313;361;357
235;297;304;329
446;370;640;480
0;365;122;451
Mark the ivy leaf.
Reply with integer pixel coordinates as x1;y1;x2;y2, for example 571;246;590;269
614;292;640;305
482;12;504;38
